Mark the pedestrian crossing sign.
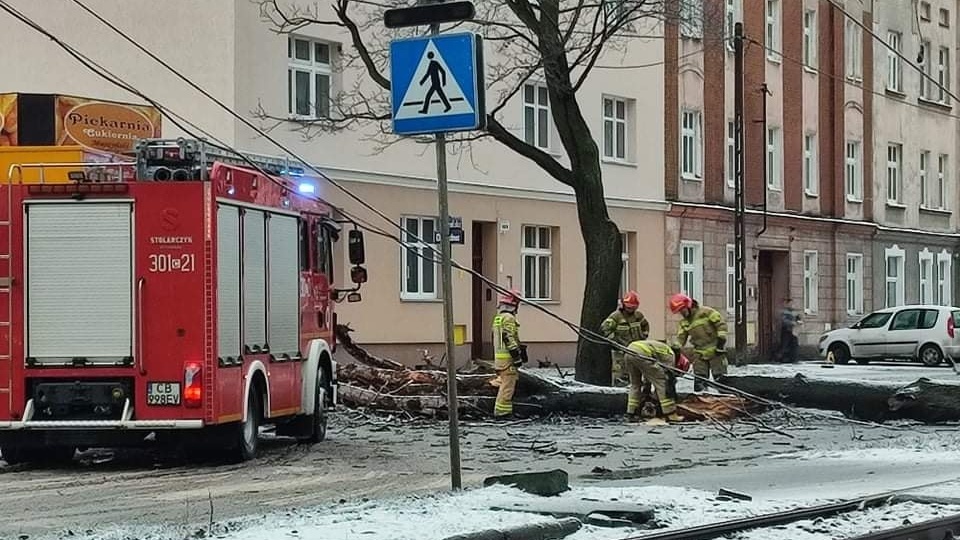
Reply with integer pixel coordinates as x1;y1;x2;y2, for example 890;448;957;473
389;32;485;135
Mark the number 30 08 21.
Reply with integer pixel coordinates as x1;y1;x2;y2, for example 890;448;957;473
149;253;196;273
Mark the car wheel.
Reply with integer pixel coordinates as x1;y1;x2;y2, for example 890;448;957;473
919;344;944;367
829;343;851;365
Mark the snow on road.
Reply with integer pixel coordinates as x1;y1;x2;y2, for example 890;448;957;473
68;482;960;540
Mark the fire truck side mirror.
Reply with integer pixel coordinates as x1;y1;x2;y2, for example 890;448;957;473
351;265;368;285
348;229;366;265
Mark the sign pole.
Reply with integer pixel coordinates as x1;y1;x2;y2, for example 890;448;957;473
430;22;463;491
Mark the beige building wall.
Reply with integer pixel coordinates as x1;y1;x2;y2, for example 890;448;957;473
0;0;669;366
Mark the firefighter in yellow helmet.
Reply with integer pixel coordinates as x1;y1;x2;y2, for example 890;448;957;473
669;293;728;392
600;290;650;386
624;339;686;422
492;289;526;419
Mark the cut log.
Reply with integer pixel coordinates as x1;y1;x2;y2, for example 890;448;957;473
491;500;654;524
441;517;582;540
338;364;499;396
483;469;570;497
723;374;960;423
334;324;407;371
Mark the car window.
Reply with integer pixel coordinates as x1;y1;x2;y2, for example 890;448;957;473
919;309;939;330
953;311;960;327
890;309;921;331
858;312;893;329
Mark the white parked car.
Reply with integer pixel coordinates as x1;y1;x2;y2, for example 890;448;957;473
818;305;960;367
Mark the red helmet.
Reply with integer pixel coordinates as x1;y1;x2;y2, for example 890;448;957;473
498;289;522;307
621;291;640;310
669;293;694;314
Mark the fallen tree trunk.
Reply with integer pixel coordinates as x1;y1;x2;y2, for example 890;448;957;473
338;364;497;396
442;517;582;540
723;374;960;423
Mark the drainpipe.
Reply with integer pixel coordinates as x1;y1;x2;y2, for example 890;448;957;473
757;83;772;237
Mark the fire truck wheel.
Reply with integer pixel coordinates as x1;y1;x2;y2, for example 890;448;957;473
0;445;26;465
306;374;329;444
233;390;262;462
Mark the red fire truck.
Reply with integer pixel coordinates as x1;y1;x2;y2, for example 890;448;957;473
0;138;368;464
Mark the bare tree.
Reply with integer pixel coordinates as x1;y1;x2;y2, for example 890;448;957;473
255;0;718;385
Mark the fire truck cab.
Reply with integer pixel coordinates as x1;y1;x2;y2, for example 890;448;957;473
0;138;366;464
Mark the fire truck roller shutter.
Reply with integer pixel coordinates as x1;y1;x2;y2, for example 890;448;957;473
268;214;300;357
243;210;267;353
26;201;133;365
217;205;242;362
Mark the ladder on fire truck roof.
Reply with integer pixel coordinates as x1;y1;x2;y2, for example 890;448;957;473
133;138;307;181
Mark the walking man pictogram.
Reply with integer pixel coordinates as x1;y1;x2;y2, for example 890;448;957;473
418;52;452;114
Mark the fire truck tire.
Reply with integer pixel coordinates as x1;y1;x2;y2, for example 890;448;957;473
302;371;329;444
0;445;26;465
233;389;262;462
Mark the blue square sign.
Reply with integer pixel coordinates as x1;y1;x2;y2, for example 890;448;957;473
389;33;485;136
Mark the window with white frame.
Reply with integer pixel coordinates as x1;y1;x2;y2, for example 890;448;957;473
938;46;951;104
920;250;934;304
766;0;780;61
522;225;553;301
887;143;902;203
885;245;906;308
920;150;930;207
940;7;951;27
726;244;736;313
845;20;862;80
938;250;952;305
401;216;437;299
846;140;862;200
803;9;817;68
804;133;818;194
767;126;782;189
725;0;741;50
619;233;630;297
679;0;704;38
523;83;550;150
680;241;703;302
681;109;703;179
602;0;629;22
887;31;903;92
603;96;629;161
920;40;932;100
846;253;863;315
288;36;332;119
726;120;736;187
803;251;819;314
936;154;948;210
921;1;931;20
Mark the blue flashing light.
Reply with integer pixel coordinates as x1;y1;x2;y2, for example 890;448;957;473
298;182;316;194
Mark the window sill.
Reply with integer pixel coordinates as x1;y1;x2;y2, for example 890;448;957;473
920;206;952;216
886;201;907;209
681;174;703;182
399;296;443;303
804;189;819;198
846;195;863;204
885;88;907;99
767;185;783;193
917;97;953;111
528;299;560;305
846;75;863;85
766;54;782;65
602;157;637;168
287;113;328;122
803;65;818;75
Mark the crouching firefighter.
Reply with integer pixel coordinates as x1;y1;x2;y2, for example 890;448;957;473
492;289;527;419
624;339;684;422
669;293;729;392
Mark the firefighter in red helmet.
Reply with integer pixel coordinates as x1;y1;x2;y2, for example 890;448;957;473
492;289;526;419
600;291;650;386
669;293;728;392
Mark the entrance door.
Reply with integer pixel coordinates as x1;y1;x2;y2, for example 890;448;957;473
757;250;790;360
471;222;497;360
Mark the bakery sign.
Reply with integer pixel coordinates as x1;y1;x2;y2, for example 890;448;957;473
55;96;161;153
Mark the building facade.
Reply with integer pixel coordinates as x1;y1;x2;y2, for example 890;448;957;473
0;0;669;366
665;0;960;359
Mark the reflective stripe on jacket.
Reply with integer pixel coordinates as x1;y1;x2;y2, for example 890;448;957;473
600;310;650;347
493;311;520;369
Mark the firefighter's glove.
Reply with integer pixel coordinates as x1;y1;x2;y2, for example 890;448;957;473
509;347;525;367
716;337;727;354
519;345;529;364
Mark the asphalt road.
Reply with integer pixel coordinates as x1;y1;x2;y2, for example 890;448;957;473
730;360;960;386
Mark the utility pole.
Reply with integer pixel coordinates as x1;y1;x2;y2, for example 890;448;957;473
733;22;747;356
